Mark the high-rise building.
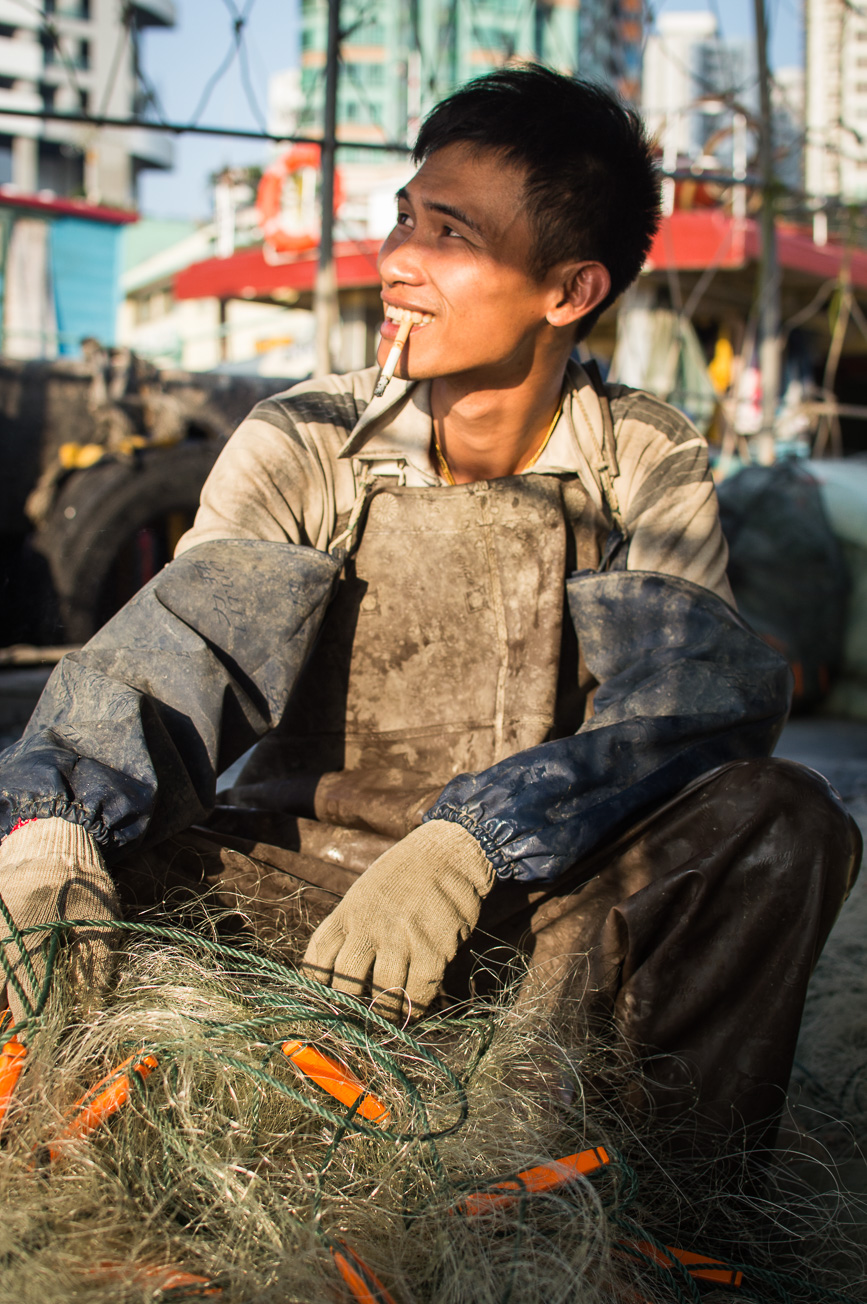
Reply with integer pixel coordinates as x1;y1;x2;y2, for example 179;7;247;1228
805;0;867;201
579;0;643;103
642;11;757;168
773;66;804;195
0;0;175;207
295;0;643;152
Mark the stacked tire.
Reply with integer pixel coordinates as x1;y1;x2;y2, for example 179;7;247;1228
35;441;221;644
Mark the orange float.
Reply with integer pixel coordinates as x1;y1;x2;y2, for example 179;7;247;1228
256;143;345;254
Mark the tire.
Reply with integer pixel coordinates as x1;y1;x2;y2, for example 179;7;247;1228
36;441;221;643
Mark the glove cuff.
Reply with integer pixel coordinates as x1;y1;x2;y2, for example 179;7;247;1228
405;819;496;895
1;817;105;873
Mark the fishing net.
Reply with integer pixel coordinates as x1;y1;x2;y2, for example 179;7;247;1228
0;908;865;1304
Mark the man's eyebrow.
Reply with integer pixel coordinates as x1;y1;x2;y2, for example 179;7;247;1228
395;186;483;236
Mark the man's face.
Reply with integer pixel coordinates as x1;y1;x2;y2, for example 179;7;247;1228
376;143;562;386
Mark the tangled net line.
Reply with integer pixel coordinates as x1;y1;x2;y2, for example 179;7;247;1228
0;907;865;1304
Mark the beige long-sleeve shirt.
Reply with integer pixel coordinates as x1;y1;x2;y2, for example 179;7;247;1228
177;359;733;606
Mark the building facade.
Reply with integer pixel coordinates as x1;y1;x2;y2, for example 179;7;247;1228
642;12;757;167
0;0;174;207
294;0;643;152
805;0;867;202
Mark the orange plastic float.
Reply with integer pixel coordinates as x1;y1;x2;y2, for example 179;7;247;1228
330;1239;398;1304
624;1240;744;1288
90;1262;222;1296
0;1033;27;1133
49;1051;159;1161
282;1039;389;1124
460;1145;611;1215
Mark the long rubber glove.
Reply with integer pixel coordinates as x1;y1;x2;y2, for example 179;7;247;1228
0;818;119;1023
301;820;496;1021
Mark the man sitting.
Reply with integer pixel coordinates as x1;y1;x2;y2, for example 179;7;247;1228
0;67;859;1155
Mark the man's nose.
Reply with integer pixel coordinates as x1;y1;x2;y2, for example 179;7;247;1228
378;229;424;286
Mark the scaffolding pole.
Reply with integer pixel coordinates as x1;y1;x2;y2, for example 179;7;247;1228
753;0;781;464
314;0;341;377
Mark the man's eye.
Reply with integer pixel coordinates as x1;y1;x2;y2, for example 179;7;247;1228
443;225;463;238
396;211;412;226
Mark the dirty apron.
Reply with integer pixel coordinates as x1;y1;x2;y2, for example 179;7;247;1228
123;465;861;1156
230;469;608;842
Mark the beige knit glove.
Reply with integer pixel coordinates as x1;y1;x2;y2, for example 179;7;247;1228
0;818;120;1023
301;820;496;1021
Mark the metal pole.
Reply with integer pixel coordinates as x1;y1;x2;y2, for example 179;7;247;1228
753;0;780;464
314;0;341;377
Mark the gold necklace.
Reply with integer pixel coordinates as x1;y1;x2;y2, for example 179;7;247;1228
433;398;564;486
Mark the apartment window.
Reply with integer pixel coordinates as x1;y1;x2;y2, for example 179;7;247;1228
46;0;92;15
37;140;84;196
0;137;12;185
354;19;385;42
476;24;509;48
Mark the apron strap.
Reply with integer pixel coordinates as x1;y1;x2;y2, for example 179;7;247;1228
579;360;628;541
329;454;409;558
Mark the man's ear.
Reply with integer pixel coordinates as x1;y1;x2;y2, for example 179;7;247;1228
545;261;611;328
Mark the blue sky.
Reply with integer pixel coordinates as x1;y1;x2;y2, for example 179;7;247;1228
138;0;801;221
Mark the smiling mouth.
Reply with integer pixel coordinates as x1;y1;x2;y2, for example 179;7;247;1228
384;305;433;326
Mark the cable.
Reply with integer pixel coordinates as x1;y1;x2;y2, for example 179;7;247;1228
221;0;269;135
0;104;413;153
188;0;257;128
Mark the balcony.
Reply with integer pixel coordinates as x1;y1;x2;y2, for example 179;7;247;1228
0;0;40;28
131;0;176;27
127;124;174;169
0;37;42;82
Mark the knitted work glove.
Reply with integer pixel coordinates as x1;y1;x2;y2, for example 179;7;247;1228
0;818;120;1023
301;820;496;1021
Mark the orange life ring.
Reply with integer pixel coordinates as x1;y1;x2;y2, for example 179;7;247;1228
256;144;345;253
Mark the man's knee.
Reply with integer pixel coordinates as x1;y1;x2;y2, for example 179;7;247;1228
697;756;861;900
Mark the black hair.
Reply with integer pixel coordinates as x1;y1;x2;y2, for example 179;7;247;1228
413;64;661;336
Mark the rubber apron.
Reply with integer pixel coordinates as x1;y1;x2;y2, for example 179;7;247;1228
234;467;611;850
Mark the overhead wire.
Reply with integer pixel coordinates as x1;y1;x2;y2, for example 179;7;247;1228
220;0;270;135
187;0;260;128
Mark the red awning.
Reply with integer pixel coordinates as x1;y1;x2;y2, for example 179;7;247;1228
174;239;382;300
644;211;867;290
0;186;137;224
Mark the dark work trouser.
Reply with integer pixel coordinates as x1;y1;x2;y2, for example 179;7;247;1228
122;757;861;1152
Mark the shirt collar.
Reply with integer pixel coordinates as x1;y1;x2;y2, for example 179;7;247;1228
338;358;605;485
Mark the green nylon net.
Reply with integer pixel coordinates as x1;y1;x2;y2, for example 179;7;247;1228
0;913;864;1304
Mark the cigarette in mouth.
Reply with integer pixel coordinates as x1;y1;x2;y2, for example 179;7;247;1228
374;317;413;397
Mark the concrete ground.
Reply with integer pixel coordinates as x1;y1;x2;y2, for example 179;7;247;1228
776;718;867;1219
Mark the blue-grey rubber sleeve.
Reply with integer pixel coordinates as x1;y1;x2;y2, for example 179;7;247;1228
0;540;340;858
425;569;792;883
